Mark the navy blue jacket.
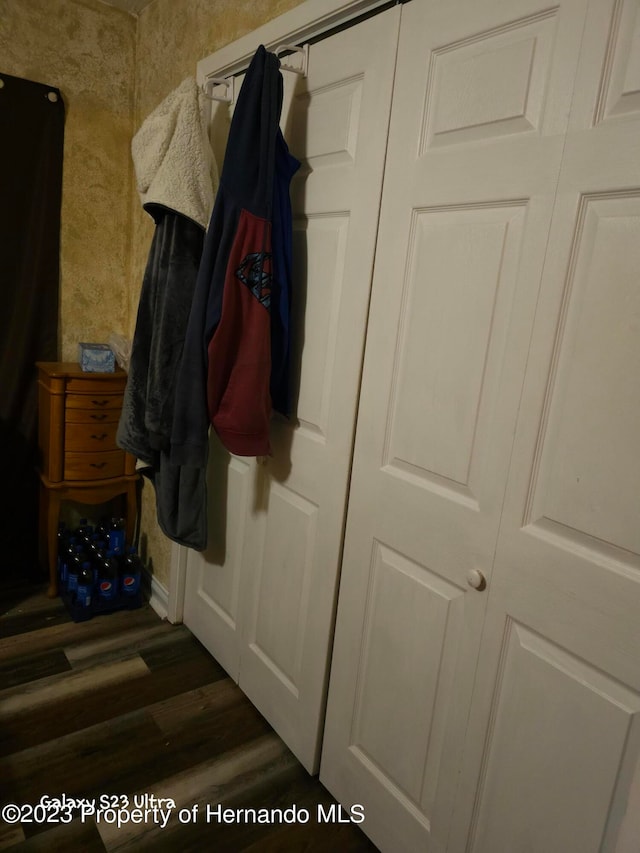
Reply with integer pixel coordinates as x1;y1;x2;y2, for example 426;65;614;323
172;45;299;467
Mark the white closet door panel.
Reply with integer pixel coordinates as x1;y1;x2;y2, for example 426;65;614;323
463;622;640;853
185;6;402;774
320;0;590;850
183;451;251;679
449;2;640;851
237;11;401;773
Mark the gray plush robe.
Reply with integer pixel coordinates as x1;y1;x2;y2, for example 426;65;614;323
117;78;217;550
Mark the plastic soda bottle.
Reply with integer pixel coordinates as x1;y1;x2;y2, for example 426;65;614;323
97;551;119;601
107;518;126;556
76;561;93;610
67;546;85;595
121;547;142;595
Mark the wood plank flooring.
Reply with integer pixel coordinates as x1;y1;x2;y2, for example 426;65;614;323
0;580;378;851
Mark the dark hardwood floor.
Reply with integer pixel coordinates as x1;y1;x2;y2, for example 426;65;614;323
0;578;378;851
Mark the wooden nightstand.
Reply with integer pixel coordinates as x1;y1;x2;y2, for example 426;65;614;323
36;362;139;597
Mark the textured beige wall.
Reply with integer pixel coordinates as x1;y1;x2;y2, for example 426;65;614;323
132;0;304;588
0;0;136;360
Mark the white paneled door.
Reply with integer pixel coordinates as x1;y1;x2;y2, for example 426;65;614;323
448;1;640;850
321;0;640;851
183;6;401;773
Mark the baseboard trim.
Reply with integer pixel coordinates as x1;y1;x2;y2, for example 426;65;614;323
144;569;169;621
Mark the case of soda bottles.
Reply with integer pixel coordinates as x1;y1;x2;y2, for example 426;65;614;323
56;517;144;622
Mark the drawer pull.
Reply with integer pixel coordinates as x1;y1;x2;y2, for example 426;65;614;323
91;399;109;407
90;462;107;469
90;413;108;421
91;433;108;441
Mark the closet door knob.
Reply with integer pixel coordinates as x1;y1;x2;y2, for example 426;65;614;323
466;569;486;591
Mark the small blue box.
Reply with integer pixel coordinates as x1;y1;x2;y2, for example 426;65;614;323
78;342;115;373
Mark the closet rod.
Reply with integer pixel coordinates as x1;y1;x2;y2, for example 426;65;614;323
201;0;410;104
202;44;308;103
297;0;409;49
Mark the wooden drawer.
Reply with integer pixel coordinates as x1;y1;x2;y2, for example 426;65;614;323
66;394;123;411
65;375;125;395
63;450;125;481
65;407;121;425
65;421;119;452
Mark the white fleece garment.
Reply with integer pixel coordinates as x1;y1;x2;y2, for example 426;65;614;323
132;77;218;230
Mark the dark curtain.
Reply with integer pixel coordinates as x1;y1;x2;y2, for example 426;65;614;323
0;73;65;579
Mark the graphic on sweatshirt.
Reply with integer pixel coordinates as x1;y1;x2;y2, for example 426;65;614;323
235;251;273;309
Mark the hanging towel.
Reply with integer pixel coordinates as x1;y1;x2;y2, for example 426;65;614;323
171;46;299;468
132;76;218;230
117;77;217;550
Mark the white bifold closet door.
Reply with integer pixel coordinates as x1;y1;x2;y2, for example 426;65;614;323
183;6;401;774
321;0;640;852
